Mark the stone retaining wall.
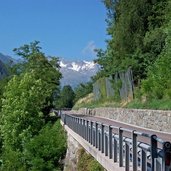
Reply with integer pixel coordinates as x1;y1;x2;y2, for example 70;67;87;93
71;108;171;132
64;133;81;171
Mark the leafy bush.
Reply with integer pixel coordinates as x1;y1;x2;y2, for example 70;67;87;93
25;120;66;171
74;82;93;103
141;18;171;99
0;42;65;170
56;85;75;109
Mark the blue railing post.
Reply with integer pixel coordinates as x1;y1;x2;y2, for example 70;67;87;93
78;118;80;135
76;118;78;134
113;135;118;162
119;128;123;167
95;122;98;148
88;121;91;143
141;148;147;171
105;132;108;156
83;119;85;139
101;124;104;153
108;125;112;159
93;128;95;146
80;118;83;137
98;130;101;151
86;120;89;141
125;142;130;171
90;121;93;145
132;131;137;171
151;135;157;171
162;142;171;171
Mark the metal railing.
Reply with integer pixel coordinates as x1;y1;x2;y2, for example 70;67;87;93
61;113;171;171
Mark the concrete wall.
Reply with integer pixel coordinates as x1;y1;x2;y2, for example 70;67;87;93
70;108;171;132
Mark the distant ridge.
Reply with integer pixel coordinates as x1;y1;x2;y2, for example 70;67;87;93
0;59;8;80
59;59;99;88
0;53;99;87
0;53;14;64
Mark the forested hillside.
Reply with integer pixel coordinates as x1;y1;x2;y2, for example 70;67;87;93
92;0;171;109
96;0;168;81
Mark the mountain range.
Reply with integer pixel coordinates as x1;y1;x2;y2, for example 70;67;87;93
59;59;99;88
0;53;10;79
0;53;15;64
0;53;99;87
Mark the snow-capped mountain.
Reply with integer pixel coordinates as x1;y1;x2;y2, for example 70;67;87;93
59;59;99;88
0;52;99;88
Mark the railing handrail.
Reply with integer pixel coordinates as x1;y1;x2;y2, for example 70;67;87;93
61;113;164;144
60;112;171;171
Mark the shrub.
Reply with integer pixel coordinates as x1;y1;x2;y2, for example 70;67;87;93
24;120;67;171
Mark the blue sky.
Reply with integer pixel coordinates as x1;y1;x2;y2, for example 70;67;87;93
0;0;107;61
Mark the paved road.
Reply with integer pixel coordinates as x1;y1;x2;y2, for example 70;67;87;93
70;114;171;146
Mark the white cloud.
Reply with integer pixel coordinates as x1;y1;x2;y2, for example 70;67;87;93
82;41;96;57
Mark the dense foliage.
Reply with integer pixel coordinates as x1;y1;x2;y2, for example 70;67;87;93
74;82;93;103
95;0;168;85
92;0;171;107
56;85;75;109
142;4;171;99
25;120;66;171
0;42;66;170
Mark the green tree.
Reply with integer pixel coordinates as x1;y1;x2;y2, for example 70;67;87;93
25;120;66;171
142;2;171;99
74;82;93;103
0;42;65;170
13;41;62;116
95;0;168;84
56;85;75;109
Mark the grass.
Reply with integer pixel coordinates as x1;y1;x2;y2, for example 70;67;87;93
73;92;171;110
126;98;171;110
73;88;171;111
73;94;120;110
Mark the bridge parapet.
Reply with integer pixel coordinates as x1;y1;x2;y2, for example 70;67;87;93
61;112;171;171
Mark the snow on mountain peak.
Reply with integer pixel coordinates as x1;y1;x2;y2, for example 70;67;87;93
59;60;96;72
59;61;67;68
59;59;99;88
68;62;81;72
82;60;95;70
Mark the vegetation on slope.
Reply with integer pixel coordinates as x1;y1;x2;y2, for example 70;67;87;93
95;0;168;83
87;0;171;110
0;41;66;170
77;148;104;171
